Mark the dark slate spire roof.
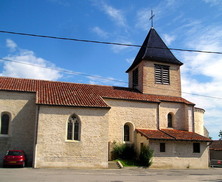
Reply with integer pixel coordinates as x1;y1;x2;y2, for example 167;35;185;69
126;28;183;72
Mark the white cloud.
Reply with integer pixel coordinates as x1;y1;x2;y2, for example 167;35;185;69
176;20;203;37
135;8;150;31
2;39;128;87
111;39;133;53
6;39;17;51
2;39;127;86
135;1;180;31
1;40;62;81
165;0;177;7
180;26;222;139
126;57;134;64
87;75;126;87
98;2;126;27
163;34;175;45
92;26;109;38
203;0;222;6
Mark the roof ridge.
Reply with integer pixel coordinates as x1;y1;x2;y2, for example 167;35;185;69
0;76;126;89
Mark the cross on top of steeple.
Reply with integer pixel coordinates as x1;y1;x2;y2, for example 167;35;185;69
149;10;155;28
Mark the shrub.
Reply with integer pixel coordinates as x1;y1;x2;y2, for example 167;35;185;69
138;146;153;167
112;143;136;160
112;143;153;168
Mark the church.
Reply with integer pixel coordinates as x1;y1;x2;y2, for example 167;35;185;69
0;27;211;169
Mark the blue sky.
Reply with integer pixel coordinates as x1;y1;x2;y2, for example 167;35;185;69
0;0;222;139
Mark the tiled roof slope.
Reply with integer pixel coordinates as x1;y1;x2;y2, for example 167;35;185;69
0;76;193;107
136;129;212;142
126;28;183;72
136;129;174;140
161;129;212;142
210;140;222;151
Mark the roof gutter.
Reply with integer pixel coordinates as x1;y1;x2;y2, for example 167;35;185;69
33;105;40;168
157;103;160;130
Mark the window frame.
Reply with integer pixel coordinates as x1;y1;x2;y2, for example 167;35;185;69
160;143;166;152
0;112;10;135
124;124;130;142
193;143;200;153
155;64;170;85
167;113;173;128
67;114;81;141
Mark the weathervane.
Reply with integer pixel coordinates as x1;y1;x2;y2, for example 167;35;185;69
149;10;155;28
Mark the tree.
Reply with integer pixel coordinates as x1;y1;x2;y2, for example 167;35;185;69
218;130;222;140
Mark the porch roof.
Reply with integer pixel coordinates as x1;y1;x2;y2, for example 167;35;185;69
136;129;212;142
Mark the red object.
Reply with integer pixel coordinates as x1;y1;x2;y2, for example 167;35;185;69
0;76;194;108
3;150;26;167
218;160;221;164
136;129;212;142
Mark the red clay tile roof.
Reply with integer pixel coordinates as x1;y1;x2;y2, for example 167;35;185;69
161;129;212;142
0;76;194;107
136;129;174;140
136;129;212;142
210;140;222;151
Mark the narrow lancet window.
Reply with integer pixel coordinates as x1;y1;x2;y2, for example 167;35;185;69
67;120;73;140
124;124;130;142
74;120;79;140
167;113;173;128
67;115;80;141
1;113;10;135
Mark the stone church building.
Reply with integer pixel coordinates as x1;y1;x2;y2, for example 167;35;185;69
0;28;211;168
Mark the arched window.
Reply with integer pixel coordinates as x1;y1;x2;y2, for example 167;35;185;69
1;113;10;135
67;115;80;141
124;124;130;142
167;113;173;128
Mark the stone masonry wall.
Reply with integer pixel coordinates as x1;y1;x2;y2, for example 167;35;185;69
34;105;109;168
149;140;209;169
128;62;144;92
105;99;158;160
159;102;187;130
136;133;209;169
194;107;205;136
0;91;36;167
142;61;182;97
105;99;158;143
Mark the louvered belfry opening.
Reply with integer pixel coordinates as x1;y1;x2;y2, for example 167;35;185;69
126;28;183;96
155;64;170;85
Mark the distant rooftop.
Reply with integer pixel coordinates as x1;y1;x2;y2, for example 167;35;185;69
210;140;222;151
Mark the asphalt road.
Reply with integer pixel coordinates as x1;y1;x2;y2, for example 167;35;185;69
1;167;222;182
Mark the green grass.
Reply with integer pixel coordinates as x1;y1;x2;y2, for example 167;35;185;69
114;159;139;167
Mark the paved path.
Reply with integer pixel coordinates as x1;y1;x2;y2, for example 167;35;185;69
1;167;222;182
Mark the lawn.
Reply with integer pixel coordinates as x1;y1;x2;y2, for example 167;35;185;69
114;159;140;167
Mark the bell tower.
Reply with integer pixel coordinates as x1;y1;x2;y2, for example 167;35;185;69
126;28;183;97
